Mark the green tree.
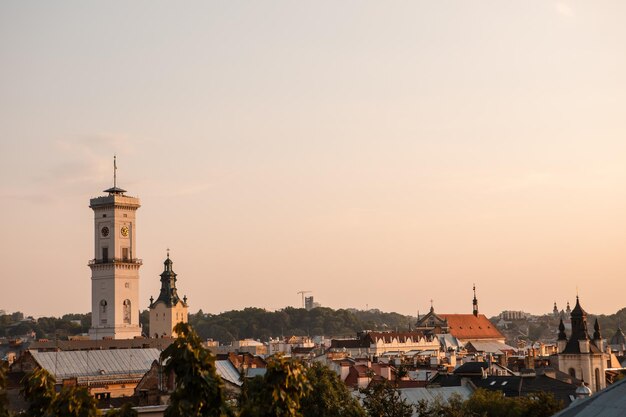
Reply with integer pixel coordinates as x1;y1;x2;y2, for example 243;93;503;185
413;394;466;417
161;322;231;417
360;380;413;417
139;310;150;336
300;362;365;417
239;355;310;417
106;403;138;417
464;389;520;417
518;391;564;417
20;368;56;417
47;386;99;417
0;362;10;417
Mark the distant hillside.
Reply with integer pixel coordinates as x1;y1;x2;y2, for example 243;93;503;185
188;307;415;343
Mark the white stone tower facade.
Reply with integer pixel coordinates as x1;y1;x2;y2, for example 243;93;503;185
88;164;142;340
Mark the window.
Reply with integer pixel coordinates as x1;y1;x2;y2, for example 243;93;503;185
569;368;576;378
122;248;129;261
595;368;601;392
100;300;107;324
102;247;109;262
123;300;131;324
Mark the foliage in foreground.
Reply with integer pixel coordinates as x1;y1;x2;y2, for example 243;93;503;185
360;380;414;417
239;355;310;417
300;362;366;417
20;367;99;417
161;322;232;417
414;388;564;417
0;362;9;417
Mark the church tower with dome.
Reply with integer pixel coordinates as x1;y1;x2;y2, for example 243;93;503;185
148;252;189;338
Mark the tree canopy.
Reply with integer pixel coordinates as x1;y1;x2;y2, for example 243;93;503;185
161;322;232;417
239;355;310;417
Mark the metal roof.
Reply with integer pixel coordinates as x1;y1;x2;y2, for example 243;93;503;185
399;386;472;404
215;360;242;386
245;368;267;378
553;377;626;417
467;340;517;354
29;348;160;380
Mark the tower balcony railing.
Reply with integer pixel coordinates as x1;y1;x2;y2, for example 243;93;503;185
88;258;143;266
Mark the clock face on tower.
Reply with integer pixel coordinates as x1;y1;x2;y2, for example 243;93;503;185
120;226;129;237
101;226;109;237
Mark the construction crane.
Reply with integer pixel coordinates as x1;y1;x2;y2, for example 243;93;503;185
297;290;312;308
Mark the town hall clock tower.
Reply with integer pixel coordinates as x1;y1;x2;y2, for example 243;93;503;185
88;159;142;339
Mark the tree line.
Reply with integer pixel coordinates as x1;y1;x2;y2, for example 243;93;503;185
188;307;414;343
0;308;413;343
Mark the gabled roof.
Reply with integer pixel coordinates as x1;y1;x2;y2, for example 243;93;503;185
440;314;504;340
453;361;489;375
416;307;448;329
215;359;242;386
29;348;160;382
472;374;578;404
610;327;626;346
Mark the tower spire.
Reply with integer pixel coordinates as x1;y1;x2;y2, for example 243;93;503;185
472;284;478;317
103;155;126;195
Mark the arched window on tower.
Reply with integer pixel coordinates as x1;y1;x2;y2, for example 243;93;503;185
123;299;131;324
569;368;576;378
100;300;107;324
595;368;601;392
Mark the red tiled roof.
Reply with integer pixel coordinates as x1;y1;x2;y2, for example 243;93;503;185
440;314;504;340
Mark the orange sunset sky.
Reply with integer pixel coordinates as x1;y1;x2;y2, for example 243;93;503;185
1;1;625;317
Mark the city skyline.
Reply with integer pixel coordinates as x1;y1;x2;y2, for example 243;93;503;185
1;2;625;318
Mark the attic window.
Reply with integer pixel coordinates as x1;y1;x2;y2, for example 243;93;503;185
490;381;496;386
502;381;508;386
102;214;107;218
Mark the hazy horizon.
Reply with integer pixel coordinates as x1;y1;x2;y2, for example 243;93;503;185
1;1;625;319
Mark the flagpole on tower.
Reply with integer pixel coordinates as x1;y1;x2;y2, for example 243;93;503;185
114;155;117;188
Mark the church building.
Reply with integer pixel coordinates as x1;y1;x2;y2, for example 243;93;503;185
556;296;607;393
415;286;506;344
148;253;189;338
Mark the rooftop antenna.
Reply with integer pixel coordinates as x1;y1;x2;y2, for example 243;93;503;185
113;154;117;189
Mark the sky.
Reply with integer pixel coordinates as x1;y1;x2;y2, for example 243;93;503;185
1;1;625;318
